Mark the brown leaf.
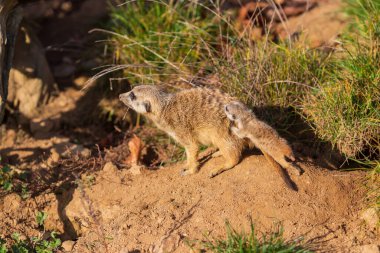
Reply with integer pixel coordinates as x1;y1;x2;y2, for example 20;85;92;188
125;134;143;165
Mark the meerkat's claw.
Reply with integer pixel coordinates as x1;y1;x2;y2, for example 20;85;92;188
180;168;198;176
180;169;190;176
291;163;303;176
209;168;227;178
211;150;222;158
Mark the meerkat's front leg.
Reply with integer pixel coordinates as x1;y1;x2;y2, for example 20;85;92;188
181;142;200;176
231;126;246;139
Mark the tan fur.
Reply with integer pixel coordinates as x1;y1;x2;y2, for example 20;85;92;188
224;102;302;176
119;85;245;177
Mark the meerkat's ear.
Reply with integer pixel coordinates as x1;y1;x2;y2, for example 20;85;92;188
143;101;151;113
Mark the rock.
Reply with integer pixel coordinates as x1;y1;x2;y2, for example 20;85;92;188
50;148;61;163
361;208;379;230
99;162;121;184
129;164;143;175
64;190;92;236
64;181;122;236
73;76;88;87
47;148;61;167
103;162;118;173
56;143;91;158
8;24;57;119
360;244;380;253
61;240;76;252
4;129;16;146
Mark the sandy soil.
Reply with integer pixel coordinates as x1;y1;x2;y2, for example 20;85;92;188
65;156;379;252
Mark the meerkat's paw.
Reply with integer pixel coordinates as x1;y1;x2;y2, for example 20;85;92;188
209;167;229;178
180;168;198;176
231;126;240;137
211;150;222;158
289;163;303;176
231;126;244;139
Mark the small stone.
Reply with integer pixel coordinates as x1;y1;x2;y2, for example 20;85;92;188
129;164;143;175
47;148;61;167
60;144;91;158
61;2;73;12
50;148;60;163
360;244;380;253
361;208;379;230
61;240;76;252
79;148;91;158
103;162;118;173
73;76;88;87
4;129;16;146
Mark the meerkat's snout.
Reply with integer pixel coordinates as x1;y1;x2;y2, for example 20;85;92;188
119;92;129;103
119;91;136;106
119;89;152;114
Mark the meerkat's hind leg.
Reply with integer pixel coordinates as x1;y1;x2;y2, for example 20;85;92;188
197;147;220;159
287;162;303;176
209;144;241;178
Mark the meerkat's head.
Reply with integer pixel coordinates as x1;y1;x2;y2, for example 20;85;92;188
119;85;170;116
224;101;251;122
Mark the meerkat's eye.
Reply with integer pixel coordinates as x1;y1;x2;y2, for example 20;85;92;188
129;92;136;100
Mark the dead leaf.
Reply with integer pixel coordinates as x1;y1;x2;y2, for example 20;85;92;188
125;134;143;165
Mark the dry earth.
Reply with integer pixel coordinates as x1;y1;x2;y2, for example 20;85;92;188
67;156;379;253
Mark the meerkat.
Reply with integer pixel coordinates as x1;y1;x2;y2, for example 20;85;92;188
119;85;246;178
224;102;302;189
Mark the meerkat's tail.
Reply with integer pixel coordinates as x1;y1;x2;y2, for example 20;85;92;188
262;151;298;191
285;154;296;162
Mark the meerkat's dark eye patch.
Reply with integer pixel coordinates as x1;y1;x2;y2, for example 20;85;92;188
129;92;136;100
143;101;151;112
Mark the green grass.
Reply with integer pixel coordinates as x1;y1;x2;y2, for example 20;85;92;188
303;0;380;159
213;39;328;108
105;0;379;167
193;221;312;253
105;0;226;84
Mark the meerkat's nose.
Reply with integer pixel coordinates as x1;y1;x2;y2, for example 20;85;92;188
119;93;127;100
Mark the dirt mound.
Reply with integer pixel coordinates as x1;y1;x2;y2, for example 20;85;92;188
58;153;377;252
